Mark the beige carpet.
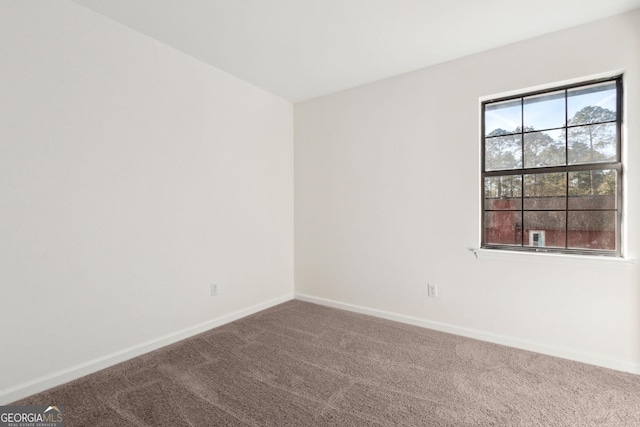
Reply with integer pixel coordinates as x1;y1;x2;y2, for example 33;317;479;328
14;300;640;426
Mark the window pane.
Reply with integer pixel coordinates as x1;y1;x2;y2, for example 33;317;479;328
524;173;566;210
485;99;521;136
485;134;522;171
484;176;522;210
524;129;565;168
567;82;616;125
567;123;616;164
523;90;565;131
484;211;522;245
568;170;616;209
567;211;616;250
523;211;566;248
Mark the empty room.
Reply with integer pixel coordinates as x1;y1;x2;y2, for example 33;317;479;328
2;1;640;425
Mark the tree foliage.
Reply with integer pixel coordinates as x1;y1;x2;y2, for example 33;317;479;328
485;105;616;200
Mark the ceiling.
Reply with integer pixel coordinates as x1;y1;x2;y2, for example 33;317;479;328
70;0;640;102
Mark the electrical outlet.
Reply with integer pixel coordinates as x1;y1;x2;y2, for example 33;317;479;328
427;284;437;298
211;283;218;296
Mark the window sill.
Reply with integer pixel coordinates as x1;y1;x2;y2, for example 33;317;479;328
470;247;635;267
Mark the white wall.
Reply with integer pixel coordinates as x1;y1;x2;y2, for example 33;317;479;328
295;10;640;372
0;1;293;401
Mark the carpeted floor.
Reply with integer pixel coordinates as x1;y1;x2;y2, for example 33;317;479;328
14;300;640;426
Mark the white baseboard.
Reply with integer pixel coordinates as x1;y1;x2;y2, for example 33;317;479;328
295;293;640;375
0;294;294;405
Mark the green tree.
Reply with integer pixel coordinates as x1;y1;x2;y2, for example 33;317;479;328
523;127;563;169
568;106;616;163
569;170;615;199
485;129;522;200
485;128;520;172
567;106;616;194
522;127;565;198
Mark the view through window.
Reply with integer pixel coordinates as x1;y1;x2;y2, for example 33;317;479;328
481;76;622;256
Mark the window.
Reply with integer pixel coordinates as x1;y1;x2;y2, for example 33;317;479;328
482;76;622;256
529;230;545;247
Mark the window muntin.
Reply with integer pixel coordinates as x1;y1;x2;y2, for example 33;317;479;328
481;77;622;256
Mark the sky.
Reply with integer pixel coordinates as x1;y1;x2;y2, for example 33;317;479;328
485;81;616;135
